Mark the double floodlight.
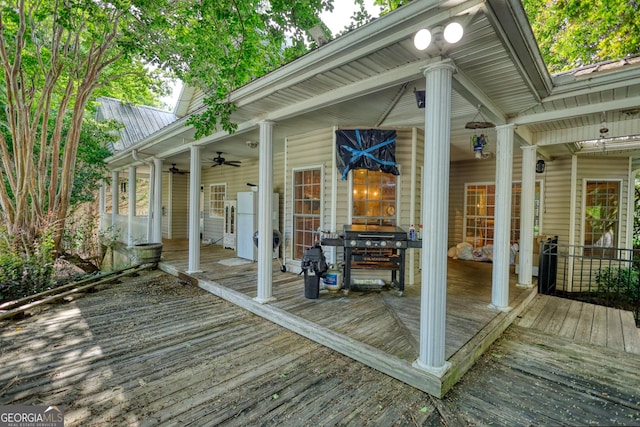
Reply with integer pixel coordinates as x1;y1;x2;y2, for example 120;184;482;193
414;22;464;50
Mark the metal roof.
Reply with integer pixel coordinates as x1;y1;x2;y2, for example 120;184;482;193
96;97;177;151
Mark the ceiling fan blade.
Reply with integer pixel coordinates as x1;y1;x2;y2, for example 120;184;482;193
227;163;241;167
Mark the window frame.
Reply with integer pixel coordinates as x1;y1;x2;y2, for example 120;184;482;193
581;179;621;257
292;166;324;260
463;180;543;246
208;183;227;219
349;169;398;227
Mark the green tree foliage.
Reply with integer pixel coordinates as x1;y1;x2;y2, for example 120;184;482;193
142;0;334;137
0;0;335;260
522;0;640;72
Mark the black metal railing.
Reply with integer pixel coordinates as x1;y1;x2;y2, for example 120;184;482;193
538;237;640;326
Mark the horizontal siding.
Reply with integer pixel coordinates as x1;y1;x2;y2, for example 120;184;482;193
284;128;334;265
540;157;572;246
200;152;285;247
171;173;190;239
449;148;528;249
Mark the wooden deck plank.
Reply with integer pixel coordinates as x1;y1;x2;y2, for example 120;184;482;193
606;307;625;351
574;301;595;345
590;304;609;347
620;310;640;354
516;295;549;328
557;299;583;339
442;326;640;426
541;296;568;335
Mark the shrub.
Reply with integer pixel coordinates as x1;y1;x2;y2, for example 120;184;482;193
0;225;55;302
595;265;640;305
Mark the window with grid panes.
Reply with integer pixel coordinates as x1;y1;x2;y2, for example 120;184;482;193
293;168;322;260
352;169;396;226
584;180;619;258
209;184;226;218
465;182;541;247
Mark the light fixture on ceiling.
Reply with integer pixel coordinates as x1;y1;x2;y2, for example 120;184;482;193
246;140;258;149
413;22;464;51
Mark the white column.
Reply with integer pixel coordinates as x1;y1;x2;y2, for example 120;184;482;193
518;146;536;287
99;179;106;232
153;158;163;243
490;124;515;310
255;121;275;304
414;59;455;376
111;170;119;231
409;127;418;285
188;146;202;273
127;166;137;247
99;179;106;215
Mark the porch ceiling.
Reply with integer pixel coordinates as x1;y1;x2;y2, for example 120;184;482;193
106;0;640;172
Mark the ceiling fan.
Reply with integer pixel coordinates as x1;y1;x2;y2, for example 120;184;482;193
211;152;241;168
167;163;188;174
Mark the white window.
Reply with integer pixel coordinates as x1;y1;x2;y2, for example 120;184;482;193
464;181;542;247
209;183;226;218
293;168;322;260
583;180;620;257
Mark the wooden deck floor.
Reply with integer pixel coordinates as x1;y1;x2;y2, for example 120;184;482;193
516;294;640;354
2;269;640;426
159;241;538;396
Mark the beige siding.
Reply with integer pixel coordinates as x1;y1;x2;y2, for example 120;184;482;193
284;128;335;265
171;173;190;239
200;152;285;247
284;126;422;285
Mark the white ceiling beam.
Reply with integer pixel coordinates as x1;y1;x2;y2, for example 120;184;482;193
511;96;640;125
452;69;507;125
261;59;435;122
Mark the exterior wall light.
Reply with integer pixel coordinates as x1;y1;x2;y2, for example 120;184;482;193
413;22;464;50
443;22;463;44
414;29;432;51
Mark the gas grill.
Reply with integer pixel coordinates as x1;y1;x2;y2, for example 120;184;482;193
322;224;412;295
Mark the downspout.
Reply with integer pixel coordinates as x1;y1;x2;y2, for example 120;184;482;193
132;150;154;242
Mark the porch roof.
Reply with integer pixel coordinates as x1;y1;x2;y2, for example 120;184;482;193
105;0;640;171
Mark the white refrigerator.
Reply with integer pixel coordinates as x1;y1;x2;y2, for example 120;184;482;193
236;191;279;261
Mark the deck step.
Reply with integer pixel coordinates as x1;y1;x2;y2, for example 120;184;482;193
516;295;640;355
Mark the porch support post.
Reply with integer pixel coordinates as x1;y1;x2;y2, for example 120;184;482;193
255;120;275;304
413;59;455;376
153;158;163;243
517;145;536;287
111;170;119;231
99;179;106;231
490;124;515;310
187;146;202;273
127;166;137;247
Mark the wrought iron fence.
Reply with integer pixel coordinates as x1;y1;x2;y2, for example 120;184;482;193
538;237;640;326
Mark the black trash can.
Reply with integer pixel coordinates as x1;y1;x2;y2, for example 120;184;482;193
301;244;328;299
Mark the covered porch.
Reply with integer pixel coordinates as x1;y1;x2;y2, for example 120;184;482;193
158;238;536;397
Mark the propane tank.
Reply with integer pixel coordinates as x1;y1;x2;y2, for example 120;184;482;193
322;264;342;291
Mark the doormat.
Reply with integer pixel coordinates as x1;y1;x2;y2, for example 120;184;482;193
218;258;253;267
